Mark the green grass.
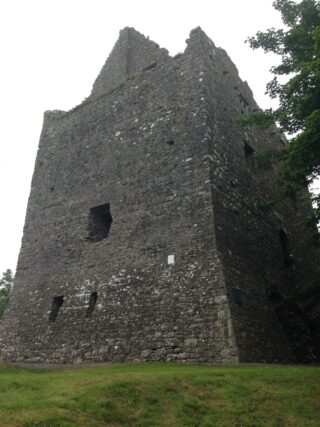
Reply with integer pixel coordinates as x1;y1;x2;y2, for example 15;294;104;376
0;363;319;426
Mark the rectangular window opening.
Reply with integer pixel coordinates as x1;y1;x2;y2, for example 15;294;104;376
49;295;64;322
87;203;113;242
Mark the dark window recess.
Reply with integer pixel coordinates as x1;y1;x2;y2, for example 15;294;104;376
86;292;98;317
49;296;64;322
165;140;174;146
269;286;282;304
232;288;242;305
279;229;294;267
238;94;249;109
143;62;157;71
87;203;113;242
244;142;255;157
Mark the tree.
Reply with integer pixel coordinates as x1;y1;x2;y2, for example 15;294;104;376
0;269;13;318
242;0;320;224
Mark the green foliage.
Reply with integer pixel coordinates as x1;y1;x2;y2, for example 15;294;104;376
245;0;320;220
237;110;274;129
254;148;284;170
276;280;320;310
0;363;319;426
0;269;13;318
256;199;278;213
127;70;142;80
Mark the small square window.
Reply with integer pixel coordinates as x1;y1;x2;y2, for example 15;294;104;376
87;203;113;242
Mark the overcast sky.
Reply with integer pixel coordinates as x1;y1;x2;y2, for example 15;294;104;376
0;0;285;275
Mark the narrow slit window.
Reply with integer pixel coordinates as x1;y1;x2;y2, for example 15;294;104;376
49;295;64;322
279;229;293;267
86;292;98;318
143;62;157;71
87;203;113;242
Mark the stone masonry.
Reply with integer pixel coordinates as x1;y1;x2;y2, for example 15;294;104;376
0;27;319;364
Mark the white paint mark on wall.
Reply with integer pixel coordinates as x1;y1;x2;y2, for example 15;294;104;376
168;255;175;265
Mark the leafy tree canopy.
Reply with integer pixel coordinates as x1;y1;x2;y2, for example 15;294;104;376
243;0;320;222
0;269;13;318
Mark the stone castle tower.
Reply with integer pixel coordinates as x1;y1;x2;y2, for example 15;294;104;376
1;28;319;364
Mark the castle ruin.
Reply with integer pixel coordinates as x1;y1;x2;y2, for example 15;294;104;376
1;27;319;364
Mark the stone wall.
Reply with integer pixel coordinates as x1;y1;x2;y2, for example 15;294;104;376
0;28;319;364
91;27;170;100
0;29;238;364
189;28;320;362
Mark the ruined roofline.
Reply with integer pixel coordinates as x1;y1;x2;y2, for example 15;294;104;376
89;26;169;100
40;27;189;119
89;25;248;101
43;27;250;119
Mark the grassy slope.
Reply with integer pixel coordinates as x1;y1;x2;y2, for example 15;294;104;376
0;363;319;427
